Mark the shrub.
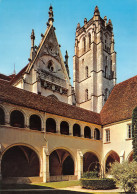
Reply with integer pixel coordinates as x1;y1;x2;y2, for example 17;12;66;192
82;171;99;178
80;178;116;190
111;161;137;193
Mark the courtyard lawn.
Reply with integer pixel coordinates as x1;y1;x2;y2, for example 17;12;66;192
33;180;80;188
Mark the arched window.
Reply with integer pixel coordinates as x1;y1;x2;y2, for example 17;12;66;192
60;121;69;135
85;66;88;78
85;89;88;101
10;110;24;128
73;124;81;137
46;118;56;133
0;107;5;125
83;37;86;52
88;33;91;48
104;65;108;78
48;61;54;72
29;115;41;131
94;128;100;140
104;88;108;102
84;126;91;139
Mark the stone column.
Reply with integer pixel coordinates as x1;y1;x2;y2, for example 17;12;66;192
43;146;50;182
69;123;73;136
0;154;2;181
81;125;84;138
56;120;60;134
77;149;83;180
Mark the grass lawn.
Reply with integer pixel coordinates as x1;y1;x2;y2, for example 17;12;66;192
33;180;80;188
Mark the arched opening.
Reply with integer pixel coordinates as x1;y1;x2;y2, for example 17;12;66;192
1;145;40;177
105;151;120;173
85;66;88;78
128;152;133;162
83;152;100;172
83;37;86;52
94;128;100;140
88;33;91;48
10;110;24;128
49;149;74;176
60;121;69;135
84;126;91;139
0;107;5;125
73;124;81;137
85;89;88;101
48;60;54;72
29;115;41;131
46;118;56;133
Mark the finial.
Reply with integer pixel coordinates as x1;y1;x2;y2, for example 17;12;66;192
76;23;80;31
48;5;54;25
65;50;68;59
104;16;107;26
94;6;100;16
108;19;112;26
84;18;87;25
13;64;16;75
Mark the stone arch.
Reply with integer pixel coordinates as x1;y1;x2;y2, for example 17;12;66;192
94;128;100;140
0;106;5;125
10;110;25;128
29;114;42;131
83;152;100;172
49;148;74;176
1;144;40;177
105;150;120;173
46;118;56;133
60;121;69;135
127;151;133;162
84;126;91;139
73;123;81;137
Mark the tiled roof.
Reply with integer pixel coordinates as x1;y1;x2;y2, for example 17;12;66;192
10;65;28;85
0;79;101;125
0;73;13;81
101;75;137;125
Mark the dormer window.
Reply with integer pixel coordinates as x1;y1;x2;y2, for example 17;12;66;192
48;61;54;72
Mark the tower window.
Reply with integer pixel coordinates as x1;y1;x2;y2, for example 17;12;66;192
106;129;110;142
48;61;54;72
88;33;91;48
104;88;108;102
85;66;88;78
85;89;88;101
104;66;108;78
83;37;86;52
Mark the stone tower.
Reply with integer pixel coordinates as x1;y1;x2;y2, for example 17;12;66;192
73;6;116;113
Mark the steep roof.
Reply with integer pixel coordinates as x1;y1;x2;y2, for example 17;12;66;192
101;75;137;125
0;79;101;125
0;73;15;82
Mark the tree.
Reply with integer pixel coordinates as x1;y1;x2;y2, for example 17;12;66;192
132;107;137;161
111;161;137;193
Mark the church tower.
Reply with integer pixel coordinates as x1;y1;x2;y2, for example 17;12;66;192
73;6;116;113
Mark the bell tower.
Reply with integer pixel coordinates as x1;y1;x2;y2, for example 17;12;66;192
73;6;116;113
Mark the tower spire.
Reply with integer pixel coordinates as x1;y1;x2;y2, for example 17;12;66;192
48;5;54;25
30;29;35;60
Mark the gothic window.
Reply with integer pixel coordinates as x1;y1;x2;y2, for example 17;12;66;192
83;37;86;52
88;33;91;48
104;88;108;102
29;114;41;131
73;124;81;137
94;128;100;140
84;126;91;138
85;66;88;78
104;65;108;78
127;124;132;139
85;89;88;101
10;110;24;128
60;121;69;135
46;118;56;133
106;129;110;142
48;61;54;72
0;107;5;125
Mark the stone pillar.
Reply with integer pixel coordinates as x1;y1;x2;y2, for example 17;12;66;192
120;151;125;163
56;120;60;134
81;125;84;138
77;149;83;180
0;154;2;181
43;146;50;182
69;123;73;136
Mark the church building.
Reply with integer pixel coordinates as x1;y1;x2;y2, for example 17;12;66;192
0;5;135;183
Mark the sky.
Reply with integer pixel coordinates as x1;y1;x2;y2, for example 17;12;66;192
0;0;137;84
